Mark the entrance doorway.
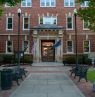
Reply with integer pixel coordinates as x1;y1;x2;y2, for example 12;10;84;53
41;40;55;62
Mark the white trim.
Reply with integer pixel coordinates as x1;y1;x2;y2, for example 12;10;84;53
6;16;13;30
83;40;90;53
80;1;89;7
21;0;32;7
66;14;73;30
23;16;30;30
66;40;74;53
83;20;89;30
40;0;56;7
6;40;13;54
64;0;75;7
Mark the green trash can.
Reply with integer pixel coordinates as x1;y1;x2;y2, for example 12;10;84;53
1;69;12;90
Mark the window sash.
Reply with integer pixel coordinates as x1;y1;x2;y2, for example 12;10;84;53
84;41;90;53
64;0;74;7
6;41;13;53
23;17;29;30
21;0;32;7
7;17;13;30
67;17;73;29
67;41;73;53
23;41;29;53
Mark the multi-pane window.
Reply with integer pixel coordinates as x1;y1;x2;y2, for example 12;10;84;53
23;41;29;53
83;20;89;30
40;0;56;7
67;41;73;53
39;17;57;24
81;1;89;7
6;41;13;53
21;0;32;7
6;17;13;30
64;0;75;7
66;16;73;29
83;41;90;53
23;17;29;30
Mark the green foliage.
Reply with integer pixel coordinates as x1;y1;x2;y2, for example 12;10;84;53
87;70;95;83
77;0;95;31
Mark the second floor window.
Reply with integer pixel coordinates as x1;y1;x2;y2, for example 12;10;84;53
81;1;89;7
23;17;29;30
39;16;57;24
66;16;73;29
21;0;32;7
6;17;13;30
6;41;13;53
40;0;56;7
83;20;89;30
64;0;75;7
67;41;73;53
83;41;90;53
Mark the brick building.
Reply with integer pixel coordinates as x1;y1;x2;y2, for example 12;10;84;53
0;0;95;62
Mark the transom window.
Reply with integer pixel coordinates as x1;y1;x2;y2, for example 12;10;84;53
40;0;56;7
21;0;32;7
83;41;90;53
39;16;57;24
67;41;73;53
64;0;75;7
23;17;29;30
6;41;13;53
23;41;29;53
81;1;89;7
6;17;13;30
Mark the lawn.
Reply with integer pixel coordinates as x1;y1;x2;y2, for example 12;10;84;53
87;70;95;83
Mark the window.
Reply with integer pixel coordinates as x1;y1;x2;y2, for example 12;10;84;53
39;16;57;24
83;41;90;53
66;16;73;29
21;0;32;7
6;41;13;53
67;41;73;53
6;17;13;30
40;0;56;7
83;20;89;30
64;0;75;7
5;3;10;7
23;17;29;30
81;1;89;7
23;41;29;53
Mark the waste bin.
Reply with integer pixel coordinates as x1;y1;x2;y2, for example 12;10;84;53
1;69;12;90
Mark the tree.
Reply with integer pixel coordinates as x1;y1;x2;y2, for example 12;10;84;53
0;0;21;16
77;0;95;31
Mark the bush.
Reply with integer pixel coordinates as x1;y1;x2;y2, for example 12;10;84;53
63;54;92;65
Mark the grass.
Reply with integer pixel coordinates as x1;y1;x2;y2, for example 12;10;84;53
87;70;95;83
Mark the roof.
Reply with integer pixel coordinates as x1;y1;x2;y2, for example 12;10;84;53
31;24;65;30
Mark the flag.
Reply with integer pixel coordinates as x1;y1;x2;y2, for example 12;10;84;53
53;40;61;48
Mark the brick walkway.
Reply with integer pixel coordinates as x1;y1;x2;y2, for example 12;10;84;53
0;63;95;97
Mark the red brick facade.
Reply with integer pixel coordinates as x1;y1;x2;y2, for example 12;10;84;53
0;0;95;62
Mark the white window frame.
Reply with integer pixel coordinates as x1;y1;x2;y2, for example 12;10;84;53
83;40;90;53
21;0;32;7
39;16;57;24
81;1;89;7
67;40;74;53
6;41;13;54
64;0;75;7
83;20;89;30
23;17;30;30
66;15;73;30
6;17;13;30
5;3;10;7
22;40;29;54
40;0;56;7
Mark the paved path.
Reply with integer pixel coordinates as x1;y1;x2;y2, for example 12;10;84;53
9;62;85;97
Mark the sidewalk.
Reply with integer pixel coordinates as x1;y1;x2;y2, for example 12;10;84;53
8;62;85;97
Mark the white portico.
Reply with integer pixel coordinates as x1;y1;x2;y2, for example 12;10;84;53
31;24;65;62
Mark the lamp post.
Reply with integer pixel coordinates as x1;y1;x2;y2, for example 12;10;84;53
74;9;78;67
17;8;21;68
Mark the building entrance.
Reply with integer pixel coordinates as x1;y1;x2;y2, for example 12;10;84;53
41;40;55;62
